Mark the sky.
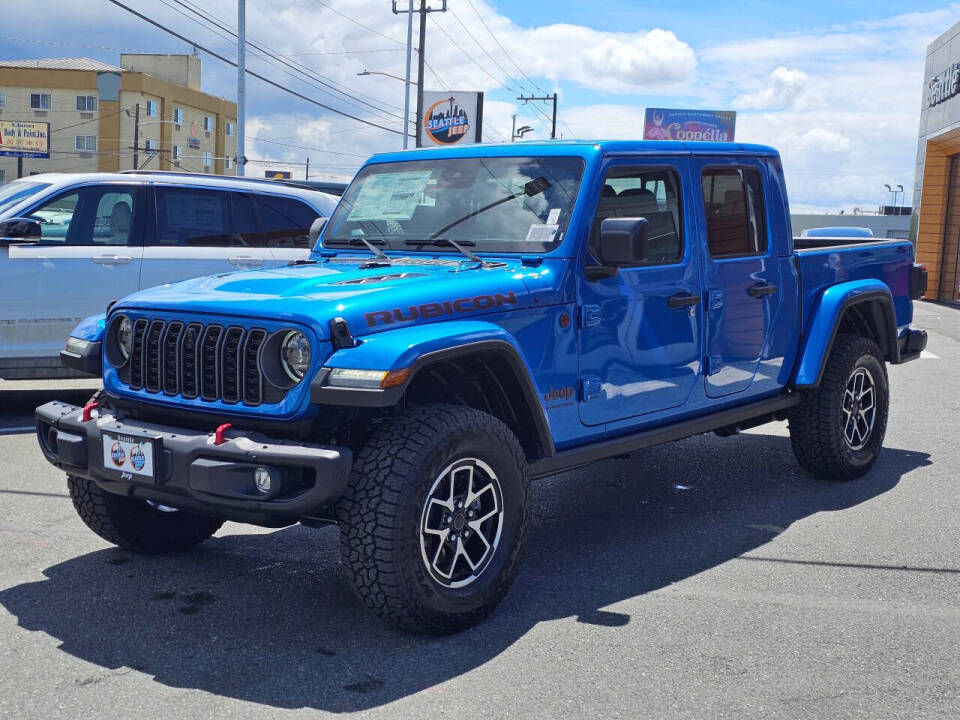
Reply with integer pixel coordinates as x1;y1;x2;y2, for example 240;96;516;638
2;0;957;212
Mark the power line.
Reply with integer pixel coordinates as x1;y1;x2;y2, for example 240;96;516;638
428;14;513;90
105;0;407;137
306;0;405;47
168;0;406;118
447;7;528;93
462;0;547;95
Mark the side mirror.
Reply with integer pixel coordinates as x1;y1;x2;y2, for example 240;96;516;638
309;216;328;246
598;217;649;266
0;217;41;244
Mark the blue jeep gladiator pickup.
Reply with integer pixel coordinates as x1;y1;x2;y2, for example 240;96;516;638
35;140;928;632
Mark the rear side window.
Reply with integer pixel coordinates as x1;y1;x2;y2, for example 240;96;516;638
255;196;319;248
589;166;684;264
153;188;230;247
701;167;767;258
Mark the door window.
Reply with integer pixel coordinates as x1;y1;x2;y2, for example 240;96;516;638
701;167;767;258
153;187;230;246
589;167;683;264
229;193;261;246
26;186;136;245
255;195;319;248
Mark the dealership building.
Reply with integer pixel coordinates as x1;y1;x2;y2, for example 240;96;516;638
0;54;237;182
914;19;960;301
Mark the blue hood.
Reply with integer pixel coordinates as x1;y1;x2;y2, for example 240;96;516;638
112;255;553;340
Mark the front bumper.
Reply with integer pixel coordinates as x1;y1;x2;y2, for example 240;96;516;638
35;401;352;526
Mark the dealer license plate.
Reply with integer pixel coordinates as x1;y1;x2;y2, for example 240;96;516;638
102;431;156;480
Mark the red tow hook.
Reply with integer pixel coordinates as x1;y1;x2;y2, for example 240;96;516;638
81;402;99;422
214;422;232;445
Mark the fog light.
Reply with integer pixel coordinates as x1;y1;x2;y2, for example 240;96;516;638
254;467;272;494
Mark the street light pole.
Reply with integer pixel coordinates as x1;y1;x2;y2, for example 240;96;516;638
236;0;246;176
392;0;446;148
402;0;413;149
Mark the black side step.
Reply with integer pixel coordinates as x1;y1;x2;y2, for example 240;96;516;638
530;392;801;479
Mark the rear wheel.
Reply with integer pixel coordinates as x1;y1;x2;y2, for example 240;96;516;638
788;334;889;480
68;476;223;553
337;404;529;633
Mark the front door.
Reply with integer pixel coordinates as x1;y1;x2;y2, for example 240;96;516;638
578;159;703;426
1;184;144;362
695;162;779;398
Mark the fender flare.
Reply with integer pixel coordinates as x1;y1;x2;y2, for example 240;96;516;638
792;281;899;389
310;320;555;458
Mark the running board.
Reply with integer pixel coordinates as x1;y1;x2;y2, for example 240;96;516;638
530;392;801;479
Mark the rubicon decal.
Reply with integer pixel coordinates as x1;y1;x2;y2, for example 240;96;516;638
365;292;517;327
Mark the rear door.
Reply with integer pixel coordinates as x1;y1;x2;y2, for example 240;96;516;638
139;186;279;290
694;162;781;398
1;184;144;361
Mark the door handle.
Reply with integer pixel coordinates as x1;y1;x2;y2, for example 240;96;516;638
92;255;133;265
667;292;701;309
748;282;777;298
228;256;264;268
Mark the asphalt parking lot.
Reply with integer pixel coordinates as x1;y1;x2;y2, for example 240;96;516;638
1;301;958;719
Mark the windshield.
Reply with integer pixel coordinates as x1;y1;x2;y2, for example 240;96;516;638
0;181;51;217
323;156;584;253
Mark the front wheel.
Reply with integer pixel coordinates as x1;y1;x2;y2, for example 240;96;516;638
788;334;889;480
68;476;224;552
337;405;529;633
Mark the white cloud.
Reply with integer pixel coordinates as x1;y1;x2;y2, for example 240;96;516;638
733;66;812;110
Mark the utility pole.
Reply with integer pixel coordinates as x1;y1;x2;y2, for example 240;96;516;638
511;114;516;143
305;157;309;180
132;103;140;170
393;0;446;147
517;92;558;139
236;0;246;176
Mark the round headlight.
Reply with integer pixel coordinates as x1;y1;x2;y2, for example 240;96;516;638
116;315;132;361
280;331;311;382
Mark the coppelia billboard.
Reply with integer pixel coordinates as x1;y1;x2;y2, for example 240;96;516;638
643;108;736;142
0;120;50;158
418;91;484;147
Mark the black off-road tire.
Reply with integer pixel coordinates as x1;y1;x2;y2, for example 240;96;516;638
337;404;529;633
67;476;224;553
788;334;889;480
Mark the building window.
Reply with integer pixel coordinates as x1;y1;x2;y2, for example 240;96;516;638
145;100;157;117
202;151;212;168
172;145;182;162
173;107;183;126
144;139;157;151
0;92;6;108
225;156;233;170
30;93;51;110
226;121;234;137
76;95;98;112
75;135;97;151
203;116;213;132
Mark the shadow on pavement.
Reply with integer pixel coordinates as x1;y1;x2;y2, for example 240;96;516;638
0;433;931;712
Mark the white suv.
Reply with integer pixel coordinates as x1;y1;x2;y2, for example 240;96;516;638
0;171;338;379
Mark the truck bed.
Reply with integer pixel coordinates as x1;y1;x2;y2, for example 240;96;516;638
795;238;915;333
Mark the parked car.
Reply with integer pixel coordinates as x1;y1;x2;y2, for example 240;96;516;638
36;140;927;633
800;226;874;237
0;171;337;378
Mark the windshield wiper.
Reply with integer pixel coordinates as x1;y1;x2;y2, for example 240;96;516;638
403;237;483;264
324;236;390;262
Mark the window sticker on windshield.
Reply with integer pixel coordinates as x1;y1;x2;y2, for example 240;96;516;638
547;208;561;225
525;224;559;243
346;171;433;221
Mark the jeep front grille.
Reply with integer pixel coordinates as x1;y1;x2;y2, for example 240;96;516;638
126;319;269;405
